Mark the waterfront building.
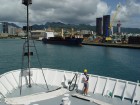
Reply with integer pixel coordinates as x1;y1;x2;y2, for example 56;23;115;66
96;17;102;36
81;30;91;35
0;23;3;33
16;28;26;37
8;25;17;35
117;21;121;35
31;30;46;39
128;36;140;44
2;22;8;33
103;15;110;37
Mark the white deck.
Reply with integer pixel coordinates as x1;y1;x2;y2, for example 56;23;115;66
0;68;140;105
72;93;112;105
5;88;68;104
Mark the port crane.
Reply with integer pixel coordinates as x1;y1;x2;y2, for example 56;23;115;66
105;3;121;42
109;3;121;35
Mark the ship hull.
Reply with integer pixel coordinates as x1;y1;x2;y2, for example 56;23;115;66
42;37;83;45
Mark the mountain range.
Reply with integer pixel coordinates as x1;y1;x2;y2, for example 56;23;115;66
11;22;140;34
32;22;95;31
31;22;140;34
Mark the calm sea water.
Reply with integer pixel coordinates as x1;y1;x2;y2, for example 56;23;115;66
0;39;140;82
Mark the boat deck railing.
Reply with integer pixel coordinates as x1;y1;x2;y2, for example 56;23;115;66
0;68;140;104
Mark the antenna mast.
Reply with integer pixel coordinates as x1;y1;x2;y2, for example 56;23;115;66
22;0;32;87
20;1;49;95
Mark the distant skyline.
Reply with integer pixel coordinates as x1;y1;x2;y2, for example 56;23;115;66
0;0;140;28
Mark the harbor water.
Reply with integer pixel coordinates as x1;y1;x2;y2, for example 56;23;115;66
0;39;140;82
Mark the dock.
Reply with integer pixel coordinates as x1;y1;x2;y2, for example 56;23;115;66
82;42;140;49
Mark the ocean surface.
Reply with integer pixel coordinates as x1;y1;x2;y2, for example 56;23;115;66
0;39;140;82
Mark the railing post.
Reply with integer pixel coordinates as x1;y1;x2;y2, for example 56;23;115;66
103;78;109;96
122;81;127;101
112;79;118;98
132;81;139;104
93;76;99;94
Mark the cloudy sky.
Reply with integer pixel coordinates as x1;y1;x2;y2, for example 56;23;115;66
0;0;140;28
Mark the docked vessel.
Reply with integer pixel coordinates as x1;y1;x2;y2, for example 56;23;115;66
42;31;83;46
42;36;83;46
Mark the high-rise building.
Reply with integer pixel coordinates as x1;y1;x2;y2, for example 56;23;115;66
96;18;102;35
117;21;121;35
3;22;8;33
8;25;17;35
0;23;3;33
103;15;110;37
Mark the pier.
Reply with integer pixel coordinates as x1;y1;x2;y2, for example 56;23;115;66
82;42;140;49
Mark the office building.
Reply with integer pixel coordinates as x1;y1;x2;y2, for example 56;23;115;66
8;25;17;35
3;22;8;33
0;23;3;33
96;18;102;35
103;15;110;37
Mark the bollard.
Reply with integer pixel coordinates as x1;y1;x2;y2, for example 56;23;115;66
61;94;71;105
62;97;69;105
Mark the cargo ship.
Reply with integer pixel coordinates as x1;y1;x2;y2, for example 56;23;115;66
42;36;83;45
42;32;83;45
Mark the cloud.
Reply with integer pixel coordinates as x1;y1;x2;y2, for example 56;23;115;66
0;0;110;25
0;0;26;22
29;0;110;25
96;1;110;17
110;0;140;27
0;0;139;28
